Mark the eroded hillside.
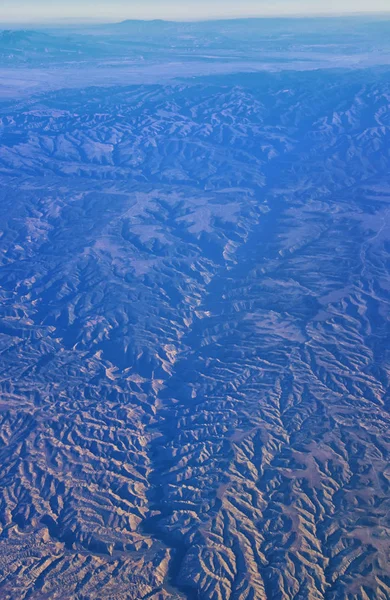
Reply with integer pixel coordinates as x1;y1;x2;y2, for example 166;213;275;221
0;69;390;599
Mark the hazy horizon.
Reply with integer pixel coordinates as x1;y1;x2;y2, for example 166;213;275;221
1;0;389;25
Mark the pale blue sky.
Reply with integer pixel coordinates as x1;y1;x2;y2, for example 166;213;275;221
1;0;388;23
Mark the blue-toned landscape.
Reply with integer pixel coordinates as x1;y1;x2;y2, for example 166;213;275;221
1;15;390;600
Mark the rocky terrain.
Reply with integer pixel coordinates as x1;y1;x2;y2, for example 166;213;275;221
0;18;390;600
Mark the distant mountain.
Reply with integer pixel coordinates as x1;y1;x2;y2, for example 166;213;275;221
0;29;50;45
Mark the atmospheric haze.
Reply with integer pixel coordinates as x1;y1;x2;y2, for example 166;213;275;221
0;0;389;23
